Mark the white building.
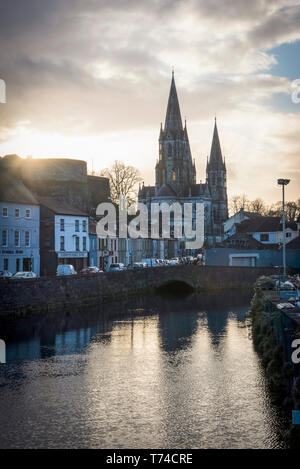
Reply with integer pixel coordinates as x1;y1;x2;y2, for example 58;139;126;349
39;197;89;275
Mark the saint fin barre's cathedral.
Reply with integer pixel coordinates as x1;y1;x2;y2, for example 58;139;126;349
138;72;228;249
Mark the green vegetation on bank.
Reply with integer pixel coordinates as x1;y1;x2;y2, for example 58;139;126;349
250;280;300;447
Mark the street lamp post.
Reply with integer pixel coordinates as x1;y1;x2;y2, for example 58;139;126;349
277;178;290;281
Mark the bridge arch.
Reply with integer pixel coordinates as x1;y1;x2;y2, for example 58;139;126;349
155;279;195;296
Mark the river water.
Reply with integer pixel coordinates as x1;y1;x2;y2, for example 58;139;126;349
0;290;287;448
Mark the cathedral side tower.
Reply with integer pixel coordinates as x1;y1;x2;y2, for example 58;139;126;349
206;118;228;237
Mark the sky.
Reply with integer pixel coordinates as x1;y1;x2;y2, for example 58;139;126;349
0;0;299;204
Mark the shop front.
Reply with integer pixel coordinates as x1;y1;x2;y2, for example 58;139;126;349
57;251;88;272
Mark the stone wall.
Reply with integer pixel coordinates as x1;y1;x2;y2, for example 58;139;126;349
0;265;277;317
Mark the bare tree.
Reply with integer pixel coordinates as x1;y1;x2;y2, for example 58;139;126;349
248;198;266;215
229;196;300;221
285;201;299;222
265;200;300;221
265;202;281;218
100;160;142;206
229;194;249;216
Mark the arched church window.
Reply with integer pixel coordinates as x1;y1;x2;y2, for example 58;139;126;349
172;170;176;181
168;143;172;158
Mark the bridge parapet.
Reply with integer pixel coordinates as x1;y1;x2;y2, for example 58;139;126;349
0;265;277;317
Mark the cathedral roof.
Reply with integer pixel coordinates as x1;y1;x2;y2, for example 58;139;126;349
183;183;211;197
164;72;183;132
138;185;155;199
157;183;177;197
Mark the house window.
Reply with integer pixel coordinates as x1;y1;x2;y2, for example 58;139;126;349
260;233;269;242
4;258;8;270
286;232;291;238
2;230;7;247
75;220;79;232
60;219;65;231
2;207;8;217
25;231;30;247
82;220;87;232
14;230;20;247
15;208;20;218
75;236;80;251
60;236;65;251
25;209;31;218
16;258;20;272
83;236;87;251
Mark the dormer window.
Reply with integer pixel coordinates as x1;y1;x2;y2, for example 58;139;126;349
260;233;269;242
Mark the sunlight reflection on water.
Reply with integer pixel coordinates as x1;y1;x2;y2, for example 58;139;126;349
0;291;286;448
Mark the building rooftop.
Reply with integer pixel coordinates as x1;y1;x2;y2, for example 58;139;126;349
38;196;88;216
286;235;300;249
0;173;39;205
236;216;297;233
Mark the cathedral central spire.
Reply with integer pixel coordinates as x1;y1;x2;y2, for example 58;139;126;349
164;72;183;131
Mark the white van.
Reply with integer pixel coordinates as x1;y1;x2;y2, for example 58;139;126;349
141;258;158;267
56;264;77;276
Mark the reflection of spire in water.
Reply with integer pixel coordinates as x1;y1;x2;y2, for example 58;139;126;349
158;310;199;352
205;310;230;348
228;306;249;323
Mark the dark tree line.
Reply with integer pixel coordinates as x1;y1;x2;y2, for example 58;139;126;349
229;195;300;222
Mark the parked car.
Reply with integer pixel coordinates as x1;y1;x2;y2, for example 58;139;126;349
108;263;126;272
0;270;13;279
11;271;37;279
141;258;158;267
132;262;145;269
56;264;77;276
80;266;103;274
170;257;180;264
169;259;179;266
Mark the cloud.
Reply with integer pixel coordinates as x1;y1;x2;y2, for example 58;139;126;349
0;0;299;203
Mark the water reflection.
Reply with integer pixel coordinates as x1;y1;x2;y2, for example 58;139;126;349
0;290;286;448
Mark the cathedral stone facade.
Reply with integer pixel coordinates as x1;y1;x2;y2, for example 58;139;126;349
138;73;228;252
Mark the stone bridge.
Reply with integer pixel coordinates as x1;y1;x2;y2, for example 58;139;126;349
0;265;276;317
